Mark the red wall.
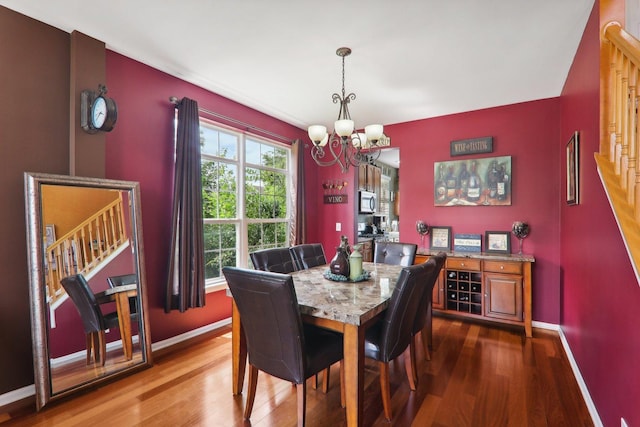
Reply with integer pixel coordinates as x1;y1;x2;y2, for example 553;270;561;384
309;97;562;323
385;99;562;323
561;4;640;426
307;161;359;258
105;52;307;342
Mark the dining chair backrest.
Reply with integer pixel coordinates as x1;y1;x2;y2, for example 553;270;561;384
60;274;105;334
223;266;344;425
413;252;446;334
222;267;308;383
373;262;429;362
374;241;418;267
107;274;137;288
249;247;297;273
289;243;327;270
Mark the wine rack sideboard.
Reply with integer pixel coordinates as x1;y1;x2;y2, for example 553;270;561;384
415;252;534;337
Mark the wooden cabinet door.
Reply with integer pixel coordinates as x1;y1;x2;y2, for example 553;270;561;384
358;165;367;190
358;165;382;193
484;273;523;321
371;166;381;196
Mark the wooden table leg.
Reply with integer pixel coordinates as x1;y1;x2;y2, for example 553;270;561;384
343;323;364;427
115;291;133;360
231;300;247;395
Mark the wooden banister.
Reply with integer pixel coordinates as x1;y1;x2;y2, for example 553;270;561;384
599;21;640;282
45;195;128;305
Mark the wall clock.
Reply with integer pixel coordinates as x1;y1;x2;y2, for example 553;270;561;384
81;84;118;133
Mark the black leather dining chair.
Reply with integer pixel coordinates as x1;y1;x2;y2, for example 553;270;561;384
289;243;327;270
249;247;297;273
363;262;430;421
407;252;446;386
60;274;129;365
412;252;446;363
373;241;418;267
222;267;344;427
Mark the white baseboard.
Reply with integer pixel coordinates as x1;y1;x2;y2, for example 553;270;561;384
0;317;232;408
0;384;34;408
558;326;603;427
532;320;560;331
151;317;231;352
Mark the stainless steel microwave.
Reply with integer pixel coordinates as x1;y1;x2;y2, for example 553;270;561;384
359;191;377;213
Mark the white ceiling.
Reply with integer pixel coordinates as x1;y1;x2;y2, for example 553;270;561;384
2;0;594;135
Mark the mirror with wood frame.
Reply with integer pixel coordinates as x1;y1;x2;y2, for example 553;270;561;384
24;172;152;410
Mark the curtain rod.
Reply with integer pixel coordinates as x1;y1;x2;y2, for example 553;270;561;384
169;96;294;143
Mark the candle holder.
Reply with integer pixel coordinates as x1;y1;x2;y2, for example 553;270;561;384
511;221;530;255
416;220;430;251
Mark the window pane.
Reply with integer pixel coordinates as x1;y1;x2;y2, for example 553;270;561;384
244;168;287;219
246;139;261;165
273;147;287;170
203;223;237;280
247;222;287;252
201;124;238;160
202;160;237;219
276;222;288;244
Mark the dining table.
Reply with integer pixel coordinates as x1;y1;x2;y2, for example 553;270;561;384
96;283;137;360
230;262;404;427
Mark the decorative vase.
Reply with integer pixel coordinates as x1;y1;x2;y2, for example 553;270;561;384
349;244;363;281
330;246;350;277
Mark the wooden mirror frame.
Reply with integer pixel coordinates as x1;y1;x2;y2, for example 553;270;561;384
24;172;152;410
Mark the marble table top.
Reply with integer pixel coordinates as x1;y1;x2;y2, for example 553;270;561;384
290;262;403;326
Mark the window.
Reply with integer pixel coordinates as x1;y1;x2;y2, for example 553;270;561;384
199;119;291;287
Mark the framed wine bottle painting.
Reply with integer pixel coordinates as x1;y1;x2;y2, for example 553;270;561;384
433;156;512;206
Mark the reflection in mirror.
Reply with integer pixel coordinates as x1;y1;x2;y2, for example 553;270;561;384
24;172;152;410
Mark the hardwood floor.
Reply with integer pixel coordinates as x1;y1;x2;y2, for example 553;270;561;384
2;317;593;426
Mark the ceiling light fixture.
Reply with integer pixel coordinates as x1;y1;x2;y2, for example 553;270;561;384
308;47;389;173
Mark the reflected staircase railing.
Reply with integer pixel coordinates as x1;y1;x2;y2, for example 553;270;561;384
45;196;128;305
598;21;640;282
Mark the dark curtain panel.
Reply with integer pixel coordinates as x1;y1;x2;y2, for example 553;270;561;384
291;139;307;245
165;97;205;312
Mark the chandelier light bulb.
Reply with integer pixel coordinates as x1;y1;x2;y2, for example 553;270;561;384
365;124;383;143
335;119;354;137
308;125;328;144
351;132;366;148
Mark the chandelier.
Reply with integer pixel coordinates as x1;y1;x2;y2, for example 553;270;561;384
307;47;389;173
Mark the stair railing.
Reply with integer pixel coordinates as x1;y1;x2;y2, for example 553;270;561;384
44;196;127;304
598;21;640;282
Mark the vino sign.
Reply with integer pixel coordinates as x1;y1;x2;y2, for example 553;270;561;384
324;194;348;204
433;155;511;206
450;137;493;157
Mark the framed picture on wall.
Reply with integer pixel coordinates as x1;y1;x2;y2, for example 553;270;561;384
44;224;56;271
433;156;512;206
566;131;579;205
